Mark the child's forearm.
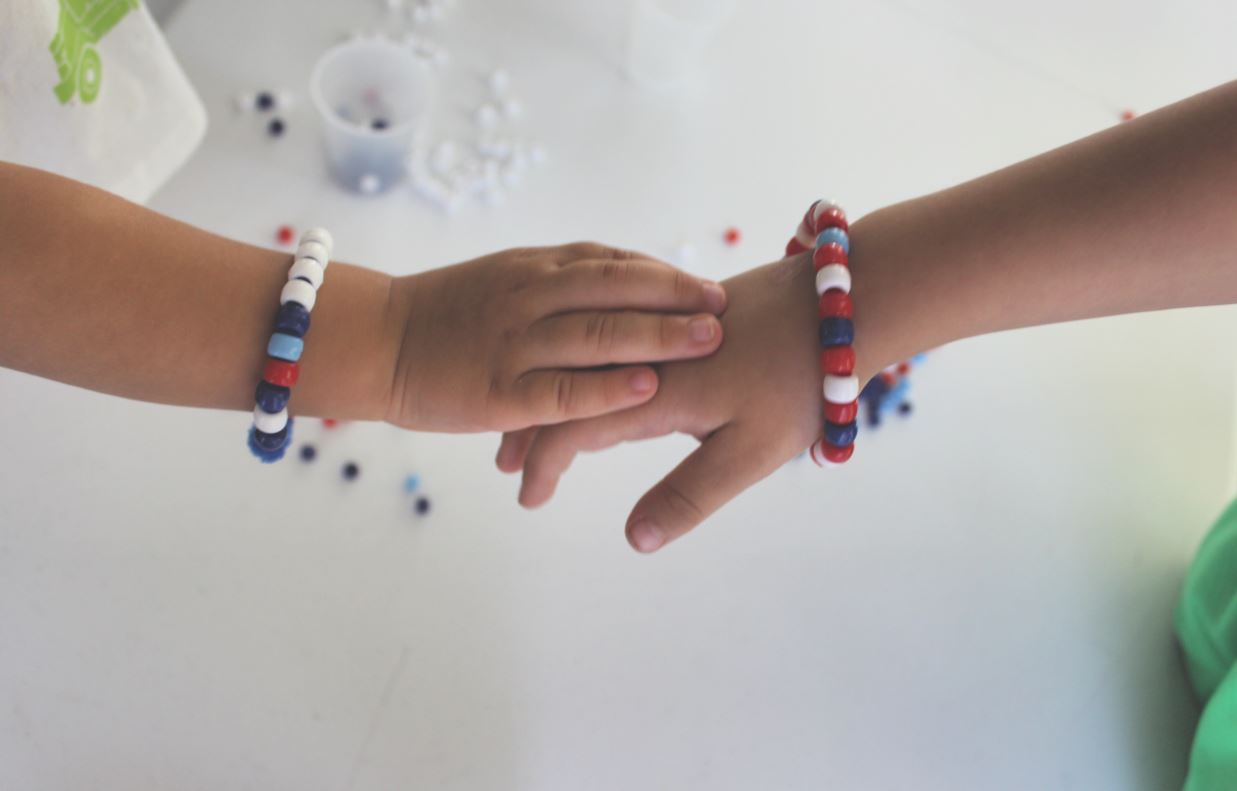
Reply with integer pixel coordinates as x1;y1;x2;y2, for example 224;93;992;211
855;79;1237;373
0;162;402;419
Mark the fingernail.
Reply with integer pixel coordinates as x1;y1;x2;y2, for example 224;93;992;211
702;282;726;312
629;519;665;553
629;369;656;393
688;316;716;343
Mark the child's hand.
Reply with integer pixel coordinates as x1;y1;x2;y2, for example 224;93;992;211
385;243;728;432
496;253;887;553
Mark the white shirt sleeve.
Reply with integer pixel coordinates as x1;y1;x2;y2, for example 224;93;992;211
0;0;207;203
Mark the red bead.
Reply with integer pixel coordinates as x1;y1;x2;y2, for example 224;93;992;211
802;201;820;229
896;362;911;375
824;399;858;424
820;346;855;376
322;418;338;429
818;290;853;319
276;225;296;245
879;371;896;386
723;227;742;246
813;206;849;234
1120;109;1136;122
263;359;300;387
822;442;854;464
785;237;807;257
812;242;848;270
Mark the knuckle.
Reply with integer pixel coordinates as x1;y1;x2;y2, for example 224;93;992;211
584;313;617;354
659;479;705;524
599;259;629;282
553;372;576;416
673;269;693;300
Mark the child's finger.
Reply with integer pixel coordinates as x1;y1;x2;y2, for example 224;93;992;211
539;259;727;315
624;424;782;554
515;366;660;426
518;407;672;508
496;428;538;473
519;311;721;369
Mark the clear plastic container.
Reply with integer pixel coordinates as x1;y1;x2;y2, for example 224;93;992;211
626;0;738;87
309;38;434;193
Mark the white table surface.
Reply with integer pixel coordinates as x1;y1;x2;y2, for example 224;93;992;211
4;1;1237;789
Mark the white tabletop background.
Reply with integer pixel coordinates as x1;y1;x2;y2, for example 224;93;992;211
4;1;1237;789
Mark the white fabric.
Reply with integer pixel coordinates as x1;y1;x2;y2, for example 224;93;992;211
0;0;206;203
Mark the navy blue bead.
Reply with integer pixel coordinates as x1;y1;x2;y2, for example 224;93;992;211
256;91;275;111
819;317;854;346
898;402;914;416
248;420;293;462
255;381;291;413
861;375;889;400
299;444;317;462
824;420;858;447
342;462;360;481
415;496;431;515
268;118;286;137
274;302;311;338
371;118;389;130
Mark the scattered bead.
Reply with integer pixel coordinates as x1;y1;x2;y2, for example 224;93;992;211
475;104;499;128
276;225;296;246
256;91;275;111
898;402;913;416
723;227;742;246
1120;109;1137;122
300;444;317;462
267;118;286;137
342;462;360;481
322;418;338;428
489;68;511;95
415;496;431;515
896;362;911;375
404;474;421;493
371;118;390;131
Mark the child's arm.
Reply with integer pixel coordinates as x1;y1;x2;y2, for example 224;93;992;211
505;78;1237;553
0;162;727;431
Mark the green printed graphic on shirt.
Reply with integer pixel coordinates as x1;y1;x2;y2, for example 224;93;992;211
49;0;141;104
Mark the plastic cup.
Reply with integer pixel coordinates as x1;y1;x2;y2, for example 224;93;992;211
626;0;738;87
309;38;434;193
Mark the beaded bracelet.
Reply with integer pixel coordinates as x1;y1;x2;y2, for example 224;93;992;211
784;200;858;467
248;227;334;462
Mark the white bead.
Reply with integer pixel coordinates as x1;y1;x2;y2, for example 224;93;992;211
475;104;499;129
811;200;843;223
431;140;459;174
815;264;851;295
823;374;860;404
234;91;255;112
358;173;382;194
501;98;523;119
296;240;329;267
489;68;510;95
795;218;815;248
288;258;325;290
253;406;288;434
299;227;333;257
280;279;317;312
530;145;547;165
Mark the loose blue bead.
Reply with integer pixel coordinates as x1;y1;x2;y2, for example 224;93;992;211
879;379;911;416
819;317;854;346
415;496;431;515
404;474;421;493
274;302;311;338
898;402;914;416
342;462;360;481
815;226;850;253
824;420;858;447
300;444;317;462
861;376;889;400
267;332;304;362
255;381;291;413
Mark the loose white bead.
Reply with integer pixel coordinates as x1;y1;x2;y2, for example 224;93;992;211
815;264;851;295
288;258;325;290
823;374;860;404
296;240;329;267
489;68;510;95
253;405;289;434
299;228;334;257
501;98;523;119
280;279;317;312
475;104;499;129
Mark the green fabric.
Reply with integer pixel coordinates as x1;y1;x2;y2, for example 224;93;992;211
1176;496;1237;790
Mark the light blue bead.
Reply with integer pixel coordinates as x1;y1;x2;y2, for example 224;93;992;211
404;474;421;493
879;379;911;416
815;226;850;253
267;332;304;362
